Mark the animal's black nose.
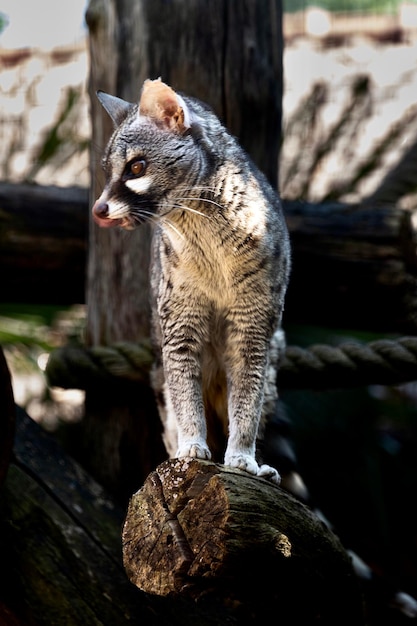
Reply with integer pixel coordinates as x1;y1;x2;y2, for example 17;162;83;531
93;201;109;218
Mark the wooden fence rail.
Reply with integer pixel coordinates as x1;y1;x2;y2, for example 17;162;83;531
1;181;416;332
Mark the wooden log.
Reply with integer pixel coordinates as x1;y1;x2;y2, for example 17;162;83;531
283;200;417;332
1;407;268;626
4;405;363;626
122;458;364;625
0;182;88;304
0;407;142;625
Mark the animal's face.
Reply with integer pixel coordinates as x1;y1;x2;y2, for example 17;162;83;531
92;79;202;230
93;117;198;230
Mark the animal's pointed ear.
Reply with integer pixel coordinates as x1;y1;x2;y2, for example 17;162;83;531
96;90;134;126
138;78;191;134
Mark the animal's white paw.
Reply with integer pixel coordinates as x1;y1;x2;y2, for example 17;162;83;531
257;464;281;485
176;441;211;460
225;453;281;484
224;452;259;476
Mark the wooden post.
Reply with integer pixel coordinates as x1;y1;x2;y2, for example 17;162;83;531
142;0;283;188
82;0;284;499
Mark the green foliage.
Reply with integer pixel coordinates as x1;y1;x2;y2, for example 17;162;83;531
0;304;85;352
27;87;86;181
284;0;406;14
0;12;9;35
20;85;90;185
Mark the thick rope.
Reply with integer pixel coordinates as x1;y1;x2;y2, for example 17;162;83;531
281;337;417;388
46;336;417;391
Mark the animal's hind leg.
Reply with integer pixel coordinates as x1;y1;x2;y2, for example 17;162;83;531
259;328;309;501
258;328;286;443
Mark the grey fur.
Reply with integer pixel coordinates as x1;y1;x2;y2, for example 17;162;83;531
93;80;291;483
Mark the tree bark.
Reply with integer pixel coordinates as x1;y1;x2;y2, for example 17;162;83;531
122;458;364;625
85;0;152;345
142;0;283;188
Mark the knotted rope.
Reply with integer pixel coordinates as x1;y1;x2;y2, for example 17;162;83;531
46;336;417;391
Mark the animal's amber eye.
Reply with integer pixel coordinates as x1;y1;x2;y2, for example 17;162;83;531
130;159;146;177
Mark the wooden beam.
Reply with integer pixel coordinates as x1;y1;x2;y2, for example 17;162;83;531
0;182;88;304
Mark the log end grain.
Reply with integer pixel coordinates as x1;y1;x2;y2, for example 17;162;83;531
122;458;365;624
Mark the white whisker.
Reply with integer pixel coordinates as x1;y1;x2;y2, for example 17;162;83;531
160;203;203;218
161;194;225;220
167;203;210;219
137;209;156;219
178;196;225;211
130;209;159;228
133;207;185;240
180;186;218;194
160;217;185;240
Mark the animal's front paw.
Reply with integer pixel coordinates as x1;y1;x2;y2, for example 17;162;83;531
257;464;281;485
176;440;211;460
225;453;281;484
224;452;259;477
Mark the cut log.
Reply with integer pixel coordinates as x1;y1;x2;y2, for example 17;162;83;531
122;458;364;625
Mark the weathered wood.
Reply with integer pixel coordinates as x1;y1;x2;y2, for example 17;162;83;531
0;182;87;304
0;408;141;625
79;0;158;501
85;0;153;345
142;0;283;188
284;200;417;332
0;410;361;626
122;458;364;625
0;408;261;626
80;376;167;502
